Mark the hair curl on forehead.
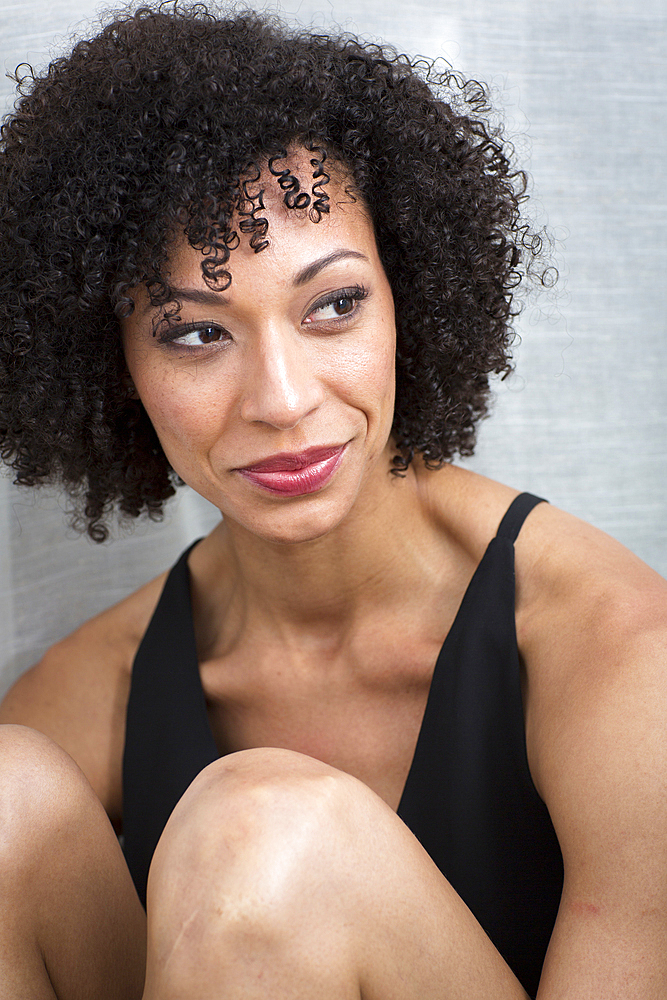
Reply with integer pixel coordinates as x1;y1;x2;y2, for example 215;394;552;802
0;2;550;541
144;140;338;311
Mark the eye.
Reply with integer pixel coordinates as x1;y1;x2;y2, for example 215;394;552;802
157;322;230;349
303;285;368;325
312;296;355;320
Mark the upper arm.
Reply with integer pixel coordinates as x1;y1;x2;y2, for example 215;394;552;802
541;627;667;996
517;507;667;997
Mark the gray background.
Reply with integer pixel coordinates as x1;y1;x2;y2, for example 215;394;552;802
1;0;665;696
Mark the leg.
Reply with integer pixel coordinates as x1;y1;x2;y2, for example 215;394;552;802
0;725;146;1000
144;748;528;1000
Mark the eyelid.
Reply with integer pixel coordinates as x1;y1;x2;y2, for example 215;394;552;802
155;319;229;346
304;284;369;322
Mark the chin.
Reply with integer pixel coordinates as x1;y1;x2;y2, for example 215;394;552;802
228;490;358;547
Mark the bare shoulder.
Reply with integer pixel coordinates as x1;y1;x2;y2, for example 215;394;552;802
414;462;666;664
513;500;667;772
0;569;169;822
514;501;667;706
427;467;667;806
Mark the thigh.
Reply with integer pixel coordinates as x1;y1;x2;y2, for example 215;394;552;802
144;748;528;1000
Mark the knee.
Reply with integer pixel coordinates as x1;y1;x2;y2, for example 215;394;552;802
152;747;360;864
144;751;377;993
178;745;354;819
0;724;98;877
147;748;378;915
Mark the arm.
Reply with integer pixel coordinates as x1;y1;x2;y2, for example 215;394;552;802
517;506;667;998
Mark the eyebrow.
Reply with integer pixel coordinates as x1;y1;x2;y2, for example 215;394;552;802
292;249;369;286
146;248;370;313
142;286;222;314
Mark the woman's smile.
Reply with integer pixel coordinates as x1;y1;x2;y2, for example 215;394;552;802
121;161;397;543
235;443;350;496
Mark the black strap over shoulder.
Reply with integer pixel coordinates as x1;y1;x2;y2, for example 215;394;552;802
495;493;547;543
400;485;561;1000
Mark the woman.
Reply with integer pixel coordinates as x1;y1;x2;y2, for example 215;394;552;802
0;5;666;999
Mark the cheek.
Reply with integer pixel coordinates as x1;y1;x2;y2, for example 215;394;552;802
132;364;233;456
339;326;395;412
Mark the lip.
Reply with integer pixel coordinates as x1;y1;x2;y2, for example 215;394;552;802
236;444;348;496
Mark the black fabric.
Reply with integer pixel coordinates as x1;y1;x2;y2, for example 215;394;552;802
122;492;563;997
122;539;217;907
397;492;563;998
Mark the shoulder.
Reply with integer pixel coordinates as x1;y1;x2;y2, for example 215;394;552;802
415;462;667;634
508;499;667;777
0;569;169;821
433;472;667;965
424;466;667;661
514;501;667;733
423;465;667;803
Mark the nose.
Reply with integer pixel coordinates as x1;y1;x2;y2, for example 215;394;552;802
239;326;325;429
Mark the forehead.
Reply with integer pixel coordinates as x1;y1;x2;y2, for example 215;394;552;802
165;156;379;291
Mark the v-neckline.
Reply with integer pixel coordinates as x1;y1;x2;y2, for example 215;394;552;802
183;532;500;814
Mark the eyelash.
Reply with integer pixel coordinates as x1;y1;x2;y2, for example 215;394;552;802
155;321;231;350
155;283;369;351
304;284;368;324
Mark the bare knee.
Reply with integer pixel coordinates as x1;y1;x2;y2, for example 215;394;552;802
145;750;376;993
0;724;101;880
147;748;381;921
170;746;360;827
151;748;361;864
0;727;146;1000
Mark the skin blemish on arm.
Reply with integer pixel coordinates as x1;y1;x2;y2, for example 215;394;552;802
569;900;601;917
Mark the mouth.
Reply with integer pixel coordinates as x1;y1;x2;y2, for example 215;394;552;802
236;444;348;496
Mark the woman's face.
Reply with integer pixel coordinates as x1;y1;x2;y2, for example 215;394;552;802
122;167;396;545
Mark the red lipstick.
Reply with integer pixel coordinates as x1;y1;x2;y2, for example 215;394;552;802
236;444;347;496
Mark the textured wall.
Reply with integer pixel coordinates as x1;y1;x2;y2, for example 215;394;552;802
1;0;665;694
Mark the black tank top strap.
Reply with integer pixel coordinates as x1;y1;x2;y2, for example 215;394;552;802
399;487;561;998
495;492;547;543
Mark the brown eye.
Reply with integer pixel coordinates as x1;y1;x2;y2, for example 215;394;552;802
305;287;367;325
333;297;354;315
197;326;222;344
164;323;230;348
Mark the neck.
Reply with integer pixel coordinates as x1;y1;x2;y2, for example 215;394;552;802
192;455;460;655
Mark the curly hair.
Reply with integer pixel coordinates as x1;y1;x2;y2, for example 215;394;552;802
0;3;544;541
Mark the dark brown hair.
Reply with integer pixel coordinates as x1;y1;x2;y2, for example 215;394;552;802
0;3;545;540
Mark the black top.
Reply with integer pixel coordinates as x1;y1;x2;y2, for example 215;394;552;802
123;491;563;998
